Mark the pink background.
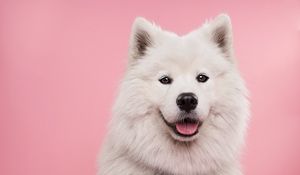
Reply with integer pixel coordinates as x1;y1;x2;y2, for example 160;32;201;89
1;0;300;175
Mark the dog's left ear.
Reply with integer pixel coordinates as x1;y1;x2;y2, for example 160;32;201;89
205;14;234;59
129;17;159;61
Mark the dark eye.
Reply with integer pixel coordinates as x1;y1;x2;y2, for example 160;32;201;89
196;74;209;83
159;76;172;85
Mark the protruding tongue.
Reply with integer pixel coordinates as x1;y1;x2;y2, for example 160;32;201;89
175;122;198;135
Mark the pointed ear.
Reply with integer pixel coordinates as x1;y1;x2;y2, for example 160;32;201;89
205;14;234;59
129;17;159;60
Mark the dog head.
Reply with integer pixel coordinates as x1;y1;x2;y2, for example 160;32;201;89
122;14;240;142
107;14;249;174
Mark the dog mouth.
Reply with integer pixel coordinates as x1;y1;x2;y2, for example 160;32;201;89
159;111;202;137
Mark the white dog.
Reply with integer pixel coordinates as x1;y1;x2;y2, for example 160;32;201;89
98;14;249;175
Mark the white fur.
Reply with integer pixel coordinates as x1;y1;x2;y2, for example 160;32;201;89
98;14;249;175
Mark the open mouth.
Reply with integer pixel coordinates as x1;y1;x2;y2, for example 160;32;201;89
160;111;202;137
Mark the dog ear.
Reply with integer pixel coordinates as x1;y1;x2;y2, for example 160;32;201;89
205;14;234;59
129;17;159;60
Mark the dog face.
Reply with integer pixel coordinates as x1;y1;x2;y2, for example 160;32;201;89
124;15;236;142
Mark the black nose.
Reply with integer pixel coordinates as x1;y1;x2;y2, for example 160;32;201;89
176;93;198;113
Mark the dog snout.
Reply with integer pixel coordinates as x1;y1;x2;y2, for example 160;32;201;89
176;93;198;113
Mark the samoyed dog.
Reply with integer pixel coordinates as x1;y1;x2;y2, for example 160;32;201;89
98;14;249;175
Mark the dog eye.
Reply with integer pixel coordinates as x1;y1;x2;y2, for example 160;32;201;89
196;74;209;83
159;76;173;85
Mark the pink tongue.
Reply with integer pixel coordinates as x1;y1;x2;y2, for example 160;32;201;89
175;122;199;135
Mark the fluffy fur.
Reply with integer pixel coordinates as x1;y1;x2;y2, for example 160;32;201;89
98;14;249;175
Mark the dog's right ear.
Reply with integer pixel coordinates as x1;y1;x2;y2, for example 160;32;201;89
129;17;159;60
